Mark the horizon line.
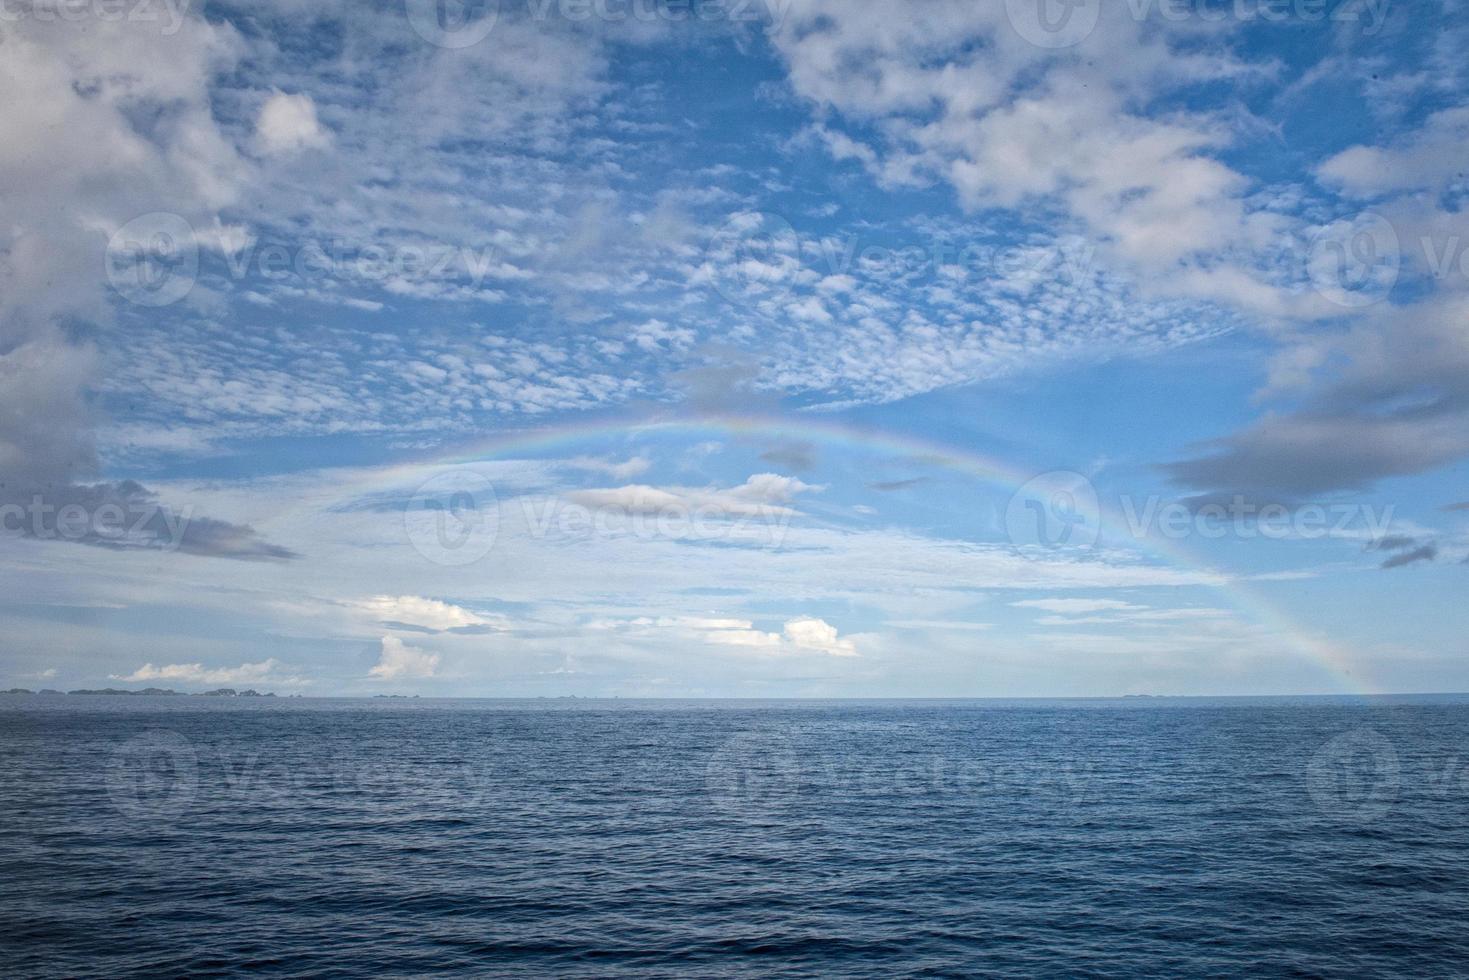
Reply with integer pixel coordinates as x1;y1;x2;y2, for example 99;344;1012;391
9;690;1469;701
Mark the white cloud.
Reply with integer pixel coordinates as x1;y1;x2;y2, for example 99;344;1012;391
0;12;246;332
704;627;784;649
1319;105;1469;197
368;636;440;681
111;658;302;687
565;473;820;517
354;595;501;632
767;1;1315;319
699;616;859;657
594;612;860;658
254;92;330;157
782;617;859;657
0;12;247;483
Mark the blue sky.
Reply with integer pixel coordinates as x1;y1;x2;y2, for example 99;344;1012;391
1;0;1466;696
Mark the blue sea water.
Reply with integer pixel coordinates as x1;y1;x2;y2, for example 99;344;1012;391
3;696;1469;977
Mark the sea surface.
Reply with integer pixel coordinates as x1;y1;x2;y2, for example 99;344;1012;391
3;695;1469;977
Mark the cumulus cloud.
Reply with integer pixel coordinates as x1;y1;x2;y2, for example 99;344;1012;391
254;92;331;157
781;617;859;657
1319;105;1469;197
0;11;246;333
111;658;302;687
598;613;860;657
701;616;859;657
368;636;440;680
354;595;501;632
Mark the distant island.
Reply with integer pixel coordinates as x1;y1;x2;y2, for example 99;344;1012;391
2;688;277;697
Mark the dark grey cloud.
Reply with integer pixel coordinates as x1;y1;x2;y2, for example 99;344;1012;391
1381;543;1438;570
1443;501;1469;511
867;477;929;492
1165;413;1469;500
760;441;817;472
667;349;769;414
1368;534;1419;552
0;333;98;490
169;515;300;562
0;481;299;562
1164;298;1469;500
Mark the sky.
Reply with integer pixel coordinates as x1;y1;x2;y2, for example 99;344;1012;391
1;0;1466;697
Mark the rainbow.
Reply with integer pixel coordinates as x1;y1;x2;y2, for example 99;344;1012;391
320;410;1373;695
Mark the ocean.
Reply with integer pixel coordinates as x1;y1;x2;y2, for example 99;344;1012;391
3;695;1468;976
